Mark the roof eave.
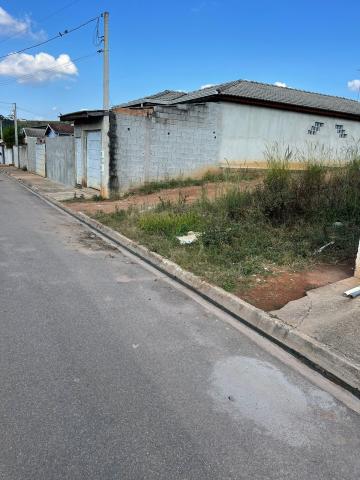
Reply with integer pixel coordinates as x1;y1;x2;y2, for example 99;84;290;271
215;94;360;121
115;99;175;108
173;93;360;120
59;110;106;121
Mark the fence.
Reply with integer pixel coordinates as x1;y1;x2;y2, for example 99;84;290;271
4;147;13;165
26;138;37;173
19;145;27;169
10;137;76;186
45;136;75;186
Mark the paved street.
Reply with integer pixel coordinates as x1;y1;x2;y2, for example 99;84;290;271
1;173;360;480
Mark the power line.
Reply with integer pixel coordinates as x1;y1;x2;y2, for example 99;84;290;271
17;106;51;117
0;15;100;61
0;51;101;87
0;0;82;46
0;105;43;118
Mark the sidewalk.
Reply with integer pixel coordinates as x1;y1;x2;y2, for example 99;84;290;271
272;277;360;366
0;166;97;201
3;165;360;394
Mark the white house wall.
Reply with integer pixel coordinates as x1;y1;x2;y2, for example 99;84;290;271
218;102;360;167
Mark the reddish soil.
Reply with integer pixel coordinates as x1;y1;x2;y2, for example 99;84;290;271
65;179;261;215
241;261;355;312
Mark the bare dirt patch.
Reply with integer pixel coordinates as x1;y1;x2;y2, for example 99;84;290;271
240;261;355;311
65;179;261;215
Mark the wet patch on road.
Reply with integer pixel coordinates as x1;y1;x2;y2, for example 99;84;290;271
210;356;355;448
77;232;118;252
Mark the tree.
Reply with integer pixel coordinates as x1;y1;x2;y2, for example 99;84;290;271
2;125;24;148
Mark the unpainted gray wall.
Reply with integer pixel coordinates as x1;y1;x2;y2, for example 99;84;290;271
46;136;75;186
112;103;220;191
27;138;37;172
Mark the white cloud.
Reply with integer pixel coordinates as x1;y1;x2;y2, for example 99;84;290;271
0;7;45;39
51;106;58;111
0;52;78;83
348;79;360;92
200;83;215;90
274;81;287;87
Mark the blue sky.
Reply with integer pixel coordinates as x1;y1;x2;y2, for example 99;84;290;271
1;0;360;120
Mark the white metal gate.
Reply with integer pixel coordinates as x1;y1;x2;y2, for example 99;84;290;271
86;130;101;190
35;143;46;177
75;137;83;185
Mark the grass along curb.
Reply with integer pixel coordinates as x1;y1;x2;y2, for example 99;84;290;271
6;171;360;397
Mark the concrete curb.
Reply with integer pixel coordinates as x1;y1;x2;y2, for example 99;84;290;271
6;171;360;396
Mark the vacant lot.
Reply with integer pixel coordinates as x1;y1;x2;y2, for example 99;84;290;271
69;163;360;310
65;171;262;215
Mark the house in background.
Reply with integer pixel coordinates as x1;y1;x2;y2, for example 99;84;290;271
22;127;46;144
45;123;74;138
58;79;360;197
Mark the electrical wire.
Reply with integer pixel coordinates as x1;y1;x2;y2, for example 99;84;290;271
17;106;50;117
0;105;45;118
0;51;100;87
92;16;103;48
0;15;100;61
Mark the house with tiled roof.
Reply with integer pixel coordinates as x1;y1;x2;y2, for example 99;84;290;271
22;127;46;144
45;123;74;137
61;79;360;196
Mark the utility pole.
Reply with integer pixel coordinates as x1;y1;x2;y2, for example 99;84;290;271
100;11;110;198
0;118;3;140
13;102;19;167
102;11;109;111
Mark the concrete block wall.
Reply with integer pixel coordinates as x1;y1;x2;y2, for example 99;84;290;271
113;103;220;191
45;136;75;186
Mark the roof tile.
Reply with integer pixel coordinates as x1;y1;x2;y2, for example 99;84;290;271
118;80;360;117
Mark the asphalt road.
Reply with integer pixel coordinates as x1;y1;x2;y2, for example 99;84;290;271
1;173;360;480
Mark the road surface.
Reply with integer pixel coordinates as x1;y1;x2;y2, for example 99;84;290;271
1;173;360;479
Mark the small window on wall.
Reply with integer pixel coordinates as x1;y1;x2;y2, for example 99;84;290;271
307;121;324;135
335;124;347;138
